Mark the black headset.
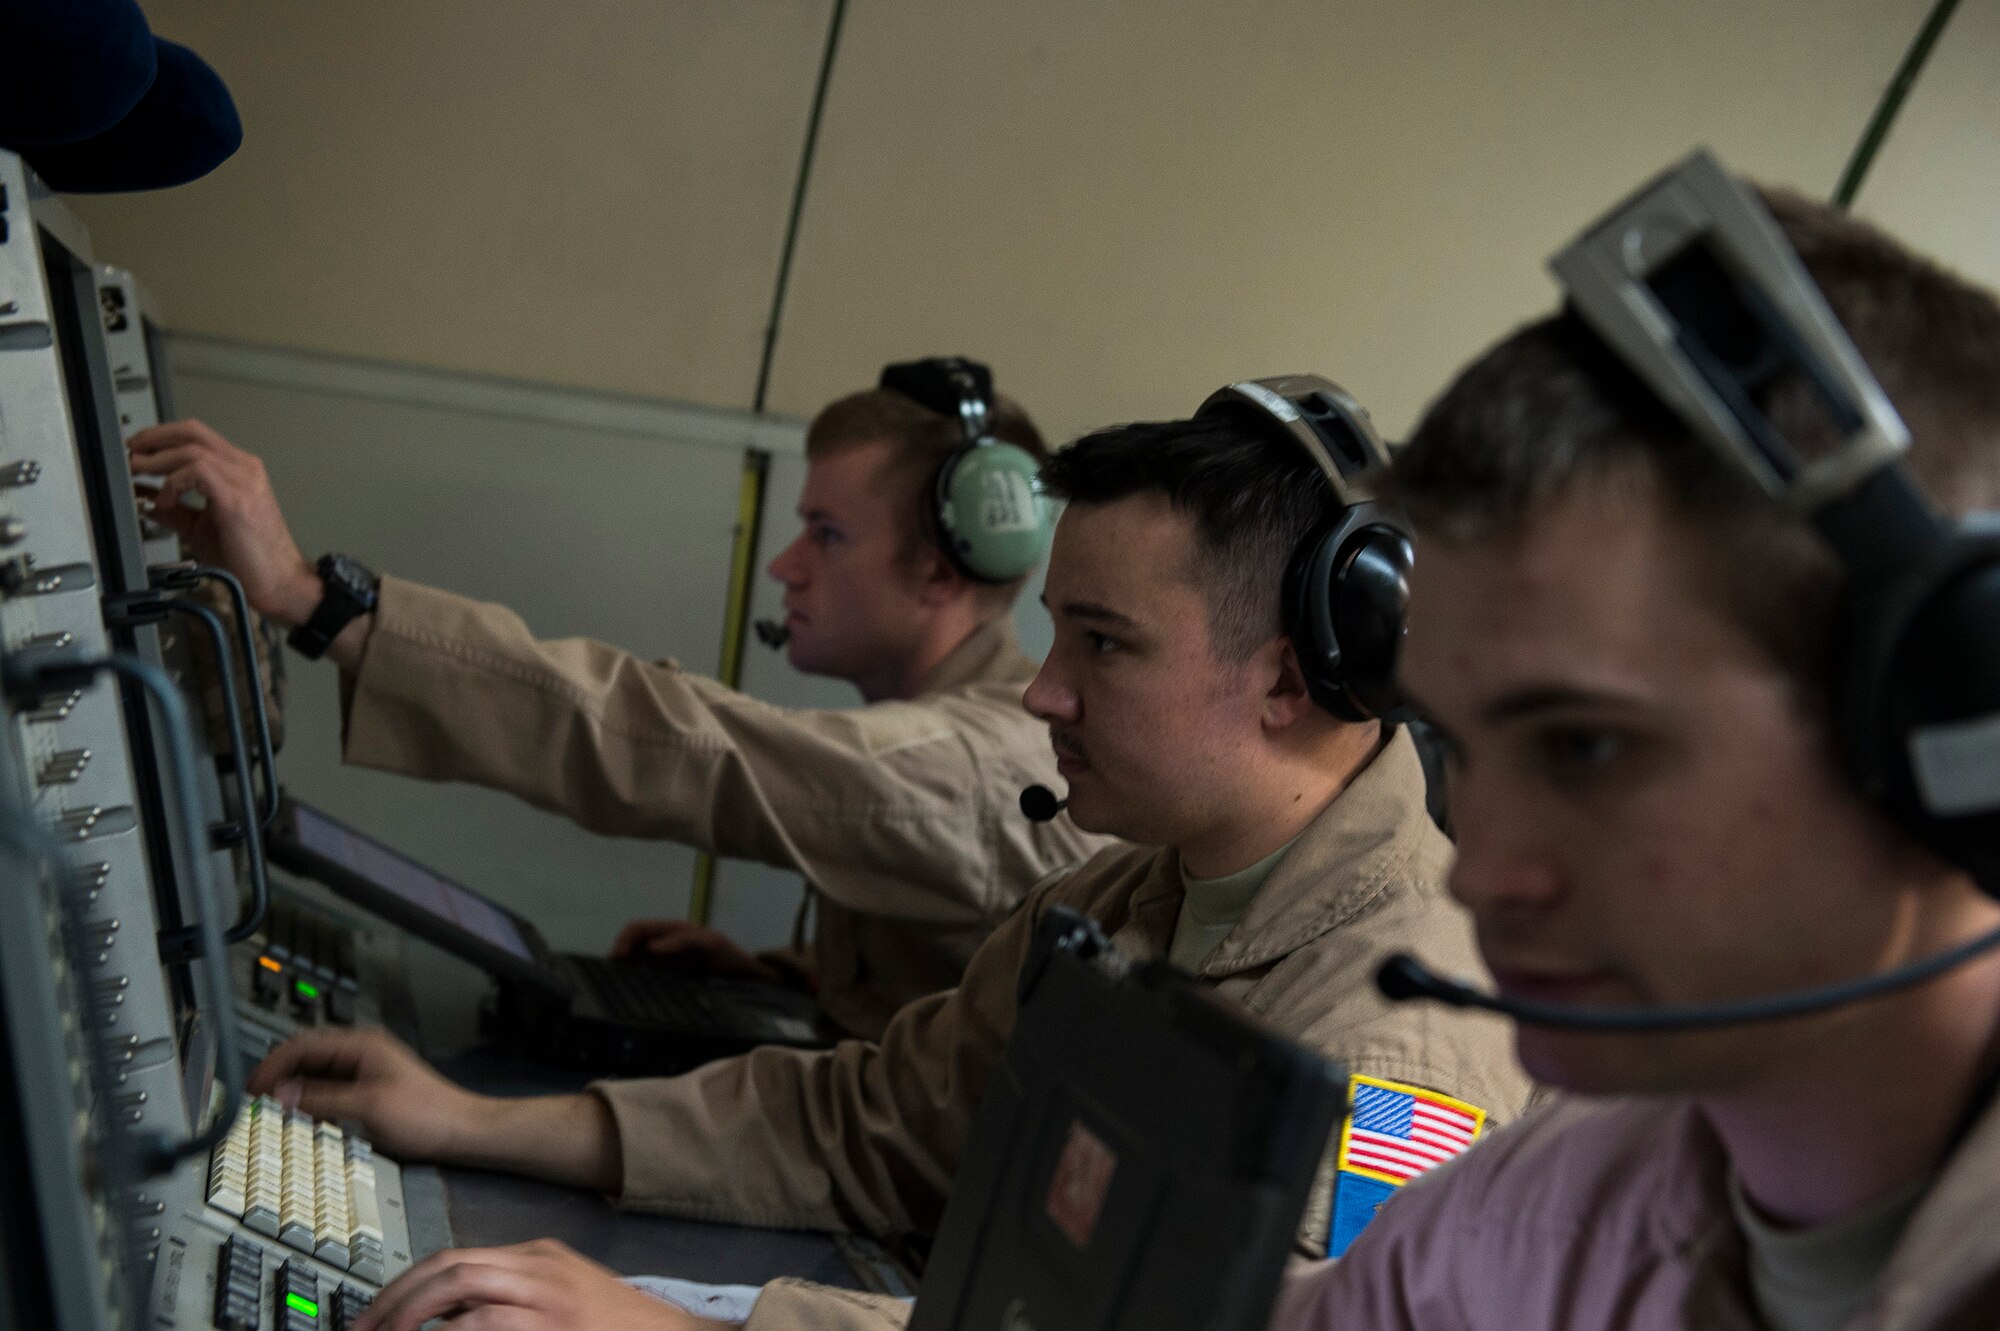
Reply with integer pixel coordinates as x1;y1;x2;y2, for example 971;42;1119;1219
877;356;1053;585
1194;376;1414;724
1553;149;2000;897
1381;149;2000;1031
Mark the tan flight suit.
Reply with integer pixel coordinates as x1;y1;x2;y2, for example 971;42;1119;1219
1271;1087;2000;1330
339;577;1111;1037
593;731;1532;1288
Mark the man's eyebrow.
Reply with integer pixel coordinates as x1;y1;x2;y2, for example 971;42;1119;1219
1045;598;1140;629
1479;683;1651;725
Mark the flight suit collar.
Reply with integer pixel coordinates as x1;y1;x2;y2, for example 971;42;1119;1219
1192;728;1437;978
1668;1078;2000;1330
1647;1109;1764;1330
917;615;1029;696
1104;855;1188;964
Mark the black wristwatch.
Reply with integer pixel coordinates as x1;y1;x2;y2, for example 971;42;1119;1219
287;554;380;660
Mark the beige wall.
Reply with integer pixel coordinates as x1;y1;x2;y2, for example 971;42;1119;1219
70;0;829;408
69;0;1997;443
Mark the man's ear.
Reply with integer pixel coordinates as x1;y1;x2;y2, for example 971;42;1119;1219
914;543;970;607
1264;637;1318;730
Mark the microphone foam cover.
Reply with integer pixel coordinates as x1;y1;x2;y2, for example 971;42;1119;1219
1375;953;1434;1003
1018;785;1062;823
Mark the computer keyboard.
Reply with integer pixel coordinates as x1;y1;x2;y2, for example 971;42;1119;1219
148;885;431;1331
206;1097;390;1283
149;1092;415;1330
569;955;721;1031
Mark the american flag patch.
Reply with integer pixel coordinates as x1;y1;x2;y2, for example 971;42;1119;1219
1338;1076;1485;1186
1326;1076;1486;1257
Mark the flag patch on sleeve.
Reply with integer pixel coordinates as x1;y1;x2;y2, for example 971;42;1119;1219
1327;1075;1486;1257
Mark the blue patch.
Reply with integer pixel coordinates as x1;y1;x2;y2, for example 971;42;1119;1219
1327;1170;1399;1258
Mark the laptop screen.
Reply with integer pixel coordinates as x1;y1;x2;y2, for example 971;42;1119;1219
290;803;536;964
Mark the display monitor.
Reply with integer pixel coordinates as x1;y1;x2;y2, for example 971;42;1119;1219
288;802;538;965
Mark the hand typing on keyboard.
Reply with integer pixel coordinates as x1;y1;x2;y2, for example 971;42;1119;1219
247;1027;481;1162
352;1239;734;1331
246;1026;625;1192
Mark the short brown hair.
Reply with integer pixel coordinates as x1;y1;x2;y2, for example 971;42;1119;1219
1393;189;2000;694
805;387;1050;605
1040;415;1332;661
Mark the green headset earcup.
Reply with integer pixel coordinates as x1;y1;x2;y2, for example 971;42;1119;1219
935;441;1053;582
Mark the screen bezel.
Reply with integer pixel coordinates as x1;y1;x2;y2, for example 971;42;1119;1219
265;795;572;999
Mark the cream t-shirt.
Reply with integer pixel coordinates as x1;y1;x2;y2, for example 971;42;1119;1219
1167;837;1299;971
1728;1170;1930;1331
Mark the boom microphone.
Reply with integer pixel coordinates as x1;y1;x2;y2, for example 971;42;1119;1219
1377;923;2000;1031
1019;784;1067;823
754;619;790;649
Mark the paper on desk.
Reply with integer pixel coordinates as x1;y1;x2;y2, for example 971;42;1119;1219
626;1275;766;1322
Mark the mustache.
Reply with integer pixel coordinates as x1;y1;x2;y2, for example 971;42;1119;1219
1049;728;1089;762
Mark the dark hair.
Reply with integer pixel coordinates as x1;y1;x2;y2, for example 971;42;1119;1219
1394;189;2000;692
1040;414;1330;659
806;387;1048;604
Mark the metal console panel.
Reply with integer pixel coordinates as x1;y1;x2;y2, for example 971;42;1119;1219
0;739;148;1331
1;150;436;1331
0;149;197;1172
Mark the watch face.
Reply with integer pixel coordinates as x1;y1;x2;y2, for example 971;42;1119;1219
320;554;379;606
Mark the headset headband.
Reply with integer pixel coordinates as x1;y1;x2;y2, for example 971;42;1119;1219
1198;375;1393;506
1196;374;1413;724
1550;149;1916;520
879;357;996;444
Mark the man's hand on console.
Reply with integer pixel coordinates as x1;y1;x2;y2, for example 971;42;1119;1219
247;1026;480;1160
352;1240;736;1331
247;1027;623;1191
610;919;787;987
125;420;323;627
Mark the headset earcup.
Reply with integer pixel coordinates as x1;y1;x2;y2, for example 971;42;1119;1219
1841;549;2000;896
1283;517;1413;722
934;442;1051;583
1333;526;1415;721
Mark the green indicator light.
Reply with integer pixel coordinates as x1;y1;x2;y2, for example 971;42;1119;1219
295;981;320;999
285;1293;319;1316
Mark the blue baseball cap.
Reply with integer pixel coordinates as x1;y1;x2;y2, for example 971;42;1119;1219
1;1;240;192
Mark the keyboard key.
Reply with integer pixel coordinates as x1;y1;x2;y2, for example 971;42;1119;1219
213;1236;265;1330
204;1096;407;1303
332;1284;373;1331
277;1261;320;1331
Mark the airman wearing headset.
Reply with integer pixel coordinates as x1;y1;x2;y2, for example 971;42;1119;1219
1279;156;2000;1331
126;358;1114;1039
237;377;1533;1331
